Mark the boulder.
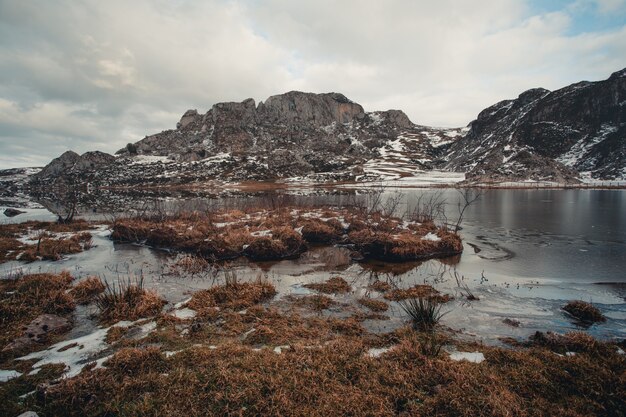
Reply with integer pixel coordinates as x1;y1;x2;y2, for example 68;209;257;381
3;208;25;217
3;314;71;352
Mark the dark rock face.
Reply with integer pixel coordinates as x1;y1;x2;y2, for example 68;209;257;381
446;69;626;181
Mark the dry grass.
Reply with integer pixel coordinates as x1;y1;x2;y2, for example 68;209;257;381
0;221;95;264
304;276;351;294
110;206;463;263
287;294;335;311
300;219;344;243
187;279;277;311
169;254;211;275
69;276;106;304
105;326;128;344
349;229;463;262
384;284;452;303
563;300;607;323
95;278;166;323
0;271;75;352
368;280;392;293
35;329;626;417
358;297;389;312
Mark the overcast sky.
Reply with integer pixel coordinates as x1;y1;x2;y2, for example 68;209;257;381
0;0;625;168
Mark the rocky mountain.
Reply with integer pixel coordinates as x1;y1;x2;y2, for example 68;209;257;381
445;69;626;182
30;91;462;188
25;69;626;188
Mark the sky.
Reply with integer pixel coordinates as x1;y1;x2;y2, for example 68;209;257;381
0;0;625;168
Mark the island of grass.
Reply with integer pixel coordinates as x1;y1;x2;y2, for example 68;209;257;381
110;206;463;263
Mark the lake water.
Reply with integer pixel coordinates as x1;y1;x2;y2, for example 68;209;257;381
2;188;625;344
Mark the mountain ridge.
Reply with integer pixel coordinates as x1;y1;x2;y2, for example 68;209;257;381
25;68;626;188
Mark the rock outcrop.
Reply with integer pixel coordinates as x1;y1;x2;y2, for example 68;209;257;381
25;69;626;189
446;68;626;181
30;91;460;187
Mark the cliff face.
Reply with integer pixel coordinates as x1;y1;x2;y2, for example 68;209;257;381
446;69;626;181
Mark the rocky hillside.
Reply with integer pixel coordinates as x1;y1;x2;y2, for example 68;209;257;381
31;91;463;187
26;69;626;187
445;69;626;182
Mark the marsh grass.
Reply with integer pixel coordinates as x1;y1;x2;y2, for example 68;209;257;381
95;276;165;323
304;276;351;294
70;276;106;304
563;300;606;324
397;296;447;331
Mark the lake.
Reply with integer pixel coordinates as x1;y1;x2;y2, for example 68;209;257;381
2;187;625;343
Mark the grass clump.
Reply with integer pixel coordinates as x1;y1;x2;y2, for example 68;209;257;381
69;276;106;304
287;294;335;311
300;219;344;243
95;277;165;323
188;278;277;311
397;297;446;331
368;280;392;293
170;254;210;275
0;272;75;345
358;297;389;312
384;284;451;303
304;276;351;294
104;346;168;376
563;300;606;324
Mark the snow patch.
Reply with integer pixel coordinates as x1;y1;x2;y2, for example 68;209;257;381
449;351;485;363
0;369;22;382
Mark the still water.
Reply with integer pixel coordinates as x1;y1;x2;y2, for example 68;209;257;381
2;188;625;343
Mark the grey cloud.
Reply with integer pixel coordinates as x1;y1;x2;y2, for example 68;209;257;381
0;0;624;168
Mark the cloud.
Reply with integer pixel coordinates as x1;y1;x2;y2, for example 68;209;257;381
0;0;624;168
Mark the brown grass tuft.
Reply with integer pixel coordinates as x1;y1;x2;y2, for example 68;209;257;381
304;276;351;294
287;294;335;311
0;271;75;351
95;278;165;323
300;219;344;243
384;285;452;303
358;297;389;312
368;280;392;293
104;346;168;376
188;279;277;311
563;300;606;323
70;276;106;304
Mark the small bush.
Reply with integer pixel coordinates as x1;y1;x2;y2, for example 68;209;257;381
397;296;446;331
563;300;606;323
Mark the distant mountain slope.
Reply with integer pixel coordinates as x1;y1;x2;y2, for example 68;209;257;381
32;91;462;187
445;69;626;182
27;69;626;187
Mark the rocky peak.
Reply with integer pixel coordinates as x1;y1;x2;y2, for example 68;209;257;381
34;150;114;180
177;109;200;129
262;91;365;126
608;67;626;80
210;98;257;127
34;150;80;178
517;88;550;105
